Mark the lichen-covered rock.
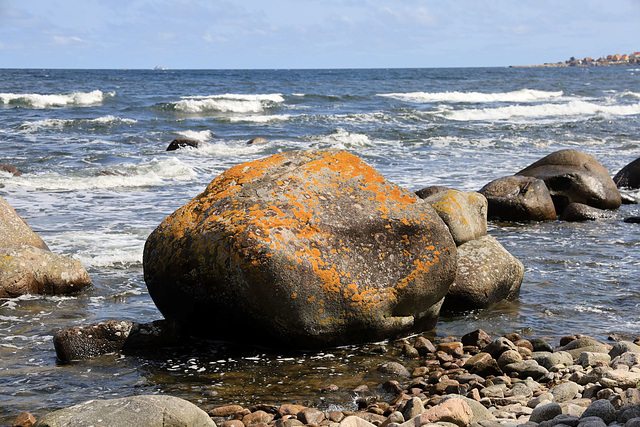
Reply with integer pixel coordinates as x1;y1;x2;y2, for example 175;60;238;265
0;196;49;250
143;149;457;348
516;149;621;212
479;175;556;221
559;203;616;222
442;235;524;311
34;395;215;427
53;319;182;362
614;157;640;189
421;189;487;246
0;245;91;298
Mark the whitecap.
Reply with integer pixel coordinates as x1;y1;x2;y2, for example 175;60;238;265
379;89;563;103
172;93;284;114
175;130;216;141
19;115;136;132
190;141;266;157
441;100;640;122
308;129;372;148
0;90;114;109
228;114;291;123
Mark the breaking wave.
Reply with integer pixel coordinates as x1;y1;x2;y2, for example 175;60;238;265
168;93;285;114
0;90;114;109
379;89;563;103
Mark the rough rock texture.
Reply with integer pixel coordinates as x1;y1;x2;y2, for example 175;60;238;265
559;203;616;222
414;186;455;200
143;149;457;348
442;235;524;311
0;163;20;176
613;157;640;189
0;196;49;250
418;398;472;427
166;138;203;151
516;149;621;212
34;395;215;427
479;175;557;221
421;190;487;246
53;319;182;362
0;245;91;298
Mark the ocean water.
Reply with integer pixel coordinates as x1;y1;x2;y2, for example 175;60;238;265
1;67;640;422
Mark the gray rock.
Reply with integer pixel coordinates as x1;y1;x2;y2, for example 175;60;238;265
576;416;607;427
618;405;640;424
626;417;640;427
613;157;640;189
539;414;580;427
422;189;487;246
440;395;495;423
599;368;640;390
530;402;563;423
503;359;549;380
559;203;616;221
379;362;410;378
530;338;554;352
577;352;611;367
580;399;615;424
516;149;621;212
0;245;91;298
533;351;574;370
484;337;518;359
479;175;556;222
0;195;49;250
612;352;640;369
550;382;580;403
610;341;640;359
402;397;424;420
34;395;215;426
443;235;524;311
166;138;202;151
143;149;458;348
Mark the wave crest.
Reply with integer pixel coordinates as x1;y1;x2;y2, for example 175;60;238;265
169;93;284;114
0;90;114;109
379;89;563;103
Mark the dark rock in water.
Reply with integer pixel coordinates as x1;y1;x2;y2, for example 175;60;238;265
143;149;457;348
442;235;524;312
0;163;20;176
35;395;215;426
624;216;640;224
422;189;487;246
0;195;49;250
516;149;621;212
614;157;640;189
0;245;91;298
529;338;554;352
560;203;616;222
415;185;455;199
479;175;556;221
247;137;268;145
166;138;202;151
53;319;183;362
621;192;640;204
461;329;492;349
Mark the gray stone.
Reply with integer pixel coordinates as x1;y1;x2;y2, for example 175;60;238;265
626;417;640;427
34;395;215;426
503;359;549;380
576;416;607;427
539;414;580;427
580;400;615;424
613;157;640;189
612;352;640;369
530;338;554;352
484;337;518;359
599;368;640;390
402;397;424;421
530;402;563;423
618;405;640;424
143;149;458;348
550;382;580;403
610;341;640;359
533;351;574;370
560;203;615;222
422;189;487;246
440;395;495;423
379;362;410;378
479;175;557;222
577;352;611;368
0;195;49;250
442;235;523;311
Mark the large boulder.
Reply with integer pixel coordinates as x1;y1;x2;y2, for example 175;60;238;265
479;175;557;221
143;149;457;348
0;195;49;250
516;149;621;212
614;157;640;189
0;245;91;298
420;189;487;246
34;395;215;427
442;235;524;311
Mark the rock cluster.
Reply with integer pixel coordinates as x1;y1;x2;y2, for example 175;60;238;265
0;196;91;298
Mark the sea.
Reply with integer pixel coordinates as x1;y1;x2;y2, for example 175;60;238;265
1;67;640;422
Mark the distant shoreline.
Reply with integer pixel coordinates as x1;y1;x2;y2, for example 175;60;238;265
512;51;640;68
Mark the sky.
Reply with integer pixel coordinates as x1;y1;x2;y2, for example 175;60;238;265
1;0;640;69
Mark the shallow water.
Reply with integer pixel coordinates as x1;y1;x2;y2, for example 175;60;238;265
1;67;640;423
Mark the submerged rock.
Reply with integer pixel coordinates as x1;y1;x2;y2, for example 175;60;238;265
34;395;215;426
560;202;616;221
247;137;268;145
479;175;556;221
516;149;621;212
442;235;524;311
144;149;457;348
166;138;203;151
0;195;49;250
0;245;91;298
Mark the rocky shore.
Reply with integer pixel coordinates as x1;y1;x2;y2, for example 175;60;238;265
20;330;640;427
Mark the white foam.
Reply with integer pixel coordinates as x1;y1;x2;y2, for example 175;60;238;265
0;90;114;109
175;130;216;141
228;114;291;123
379;89;563;103
173;93;284;114
192;141;265;157
442;100;640;122
1;157;196;191
19;115;136;132
309;128;372;148
49;231;145;269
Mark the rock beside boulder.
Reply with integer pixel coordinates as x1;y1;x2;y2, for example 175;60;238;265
421;189;487;246
442;235;524;311
0;196;49;250
166;138;203;151
560;203;616;222
414;186;455;200
614;157;640;189
34;395;215;427
143;149;457;348
479;175;556;221
0;245;91;298
516;149;621;212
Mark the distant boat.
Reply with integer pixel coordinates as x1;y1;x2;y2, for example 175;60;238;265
153;66;169;70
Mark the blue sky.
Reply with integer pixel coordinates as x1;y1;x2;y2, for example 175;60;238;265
2;0;639;69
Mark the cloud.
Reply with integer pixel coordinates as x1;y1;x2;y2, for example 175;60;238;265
52;35;85;45
203;33;229;44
